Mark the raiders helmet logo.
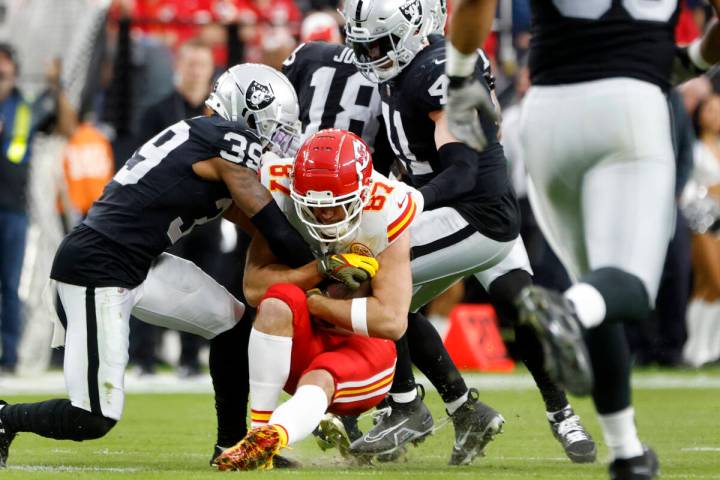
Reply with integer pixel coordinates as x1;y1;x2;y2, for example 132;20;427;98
399;0;423;25
245;80;275;111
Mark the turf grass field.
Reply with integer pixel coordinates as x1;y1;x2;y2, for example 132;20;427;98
2;370;719;479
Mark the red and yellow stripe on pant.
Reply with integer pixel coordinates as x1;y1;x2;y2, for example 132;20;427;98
332;366;395;412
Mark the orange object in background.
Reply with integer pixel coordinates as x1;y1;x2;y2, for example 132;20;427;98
62;123;114;216
443;304;515;372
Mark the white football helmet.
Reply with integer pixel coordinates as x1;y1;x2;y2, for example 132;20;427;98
205;63;301;156
343;0;433;83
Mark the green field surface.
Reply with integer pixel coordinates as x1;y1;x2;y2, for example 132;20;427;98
2;370;719;479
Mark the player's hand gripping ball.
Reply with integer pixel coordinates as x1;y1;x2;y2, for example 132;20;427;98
317;253;379;291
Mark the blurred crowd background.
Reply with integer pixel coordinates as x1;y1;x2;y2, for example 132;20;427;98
0;0;719;378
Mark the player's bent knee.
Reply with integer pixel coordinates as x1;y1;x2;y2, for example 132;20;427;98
255;297;294;336
582;267;650;324
73;408;117;440
298;369;335;403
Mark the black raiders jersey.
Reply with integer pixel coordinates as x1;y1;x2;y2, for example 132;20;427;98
381;36;518;242
282;41;382;145
281;41;396;175
51;115;262;288
529;0;681;90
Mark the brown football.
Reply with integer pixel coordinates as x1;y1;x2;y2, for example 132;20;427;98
324;279;372;299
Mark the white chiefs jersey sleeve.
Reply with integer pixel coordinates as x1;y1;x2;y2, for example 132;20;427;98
259;152;424;258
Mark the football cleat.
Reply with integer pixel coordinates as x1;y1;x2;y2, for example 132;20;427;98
0;400;16;468
349;394;434;458
210;443;301;469
213;426;284;471
448;388;504;465
515;286;594;396
549;407;597;463
315;414;356;459
609;445;659;480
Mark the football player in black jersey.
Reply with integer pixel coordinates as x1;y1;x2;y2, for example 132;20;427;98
0;64;360;468
341;0;595;466
492;2;720;480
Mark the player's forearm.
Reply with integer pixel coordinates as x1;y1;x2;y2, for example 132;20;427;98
700;19;720;66
448;0;497;54
244;261;323;307
419;143;478;209
306;295;407;340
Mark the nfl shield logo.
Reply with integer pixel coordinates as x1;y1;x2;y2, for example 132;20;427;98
245;81;275;111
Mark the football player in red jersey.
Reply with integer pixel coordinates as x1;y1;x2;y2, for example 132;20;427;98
214;129;419;471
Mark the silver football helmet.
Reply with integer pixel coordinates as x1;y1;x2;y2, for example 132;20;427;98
343;0;433;83
205;63;301;156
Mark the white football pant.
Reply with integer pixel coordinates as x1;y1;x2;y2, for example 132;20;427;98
56;253;245;420
409;206;532;312
520;77;676;303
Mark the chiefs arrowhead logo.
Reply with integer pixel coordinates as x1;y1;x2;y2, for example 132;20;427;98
245;80;275;111
399;0;423;26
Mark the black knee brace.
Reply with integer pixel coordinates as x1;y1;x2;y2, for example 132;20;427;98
1;399;116;441
581;267;650;324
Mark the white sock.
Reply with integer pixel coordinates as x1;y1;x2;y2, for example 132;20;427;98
598;407;644;460
564;283;606;329
269;385;328;446
390;389;417;404
445;390;469;415
248;328;292;427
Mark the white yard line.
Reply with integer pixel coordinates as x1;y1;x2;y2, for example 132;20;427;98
9;465;145;473
1;371;719;396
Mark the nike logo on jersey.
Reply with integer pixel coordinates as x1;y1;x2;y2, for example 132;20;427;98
433;59;447;65
397;195;408;209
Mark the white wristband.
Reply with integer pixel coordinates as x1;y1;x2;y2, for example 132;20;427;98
446;42;478;78
688;38;711;71
351;297;369;337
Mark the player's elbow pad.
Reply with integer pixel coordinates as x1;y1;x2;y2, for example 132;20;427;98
420;142;478;209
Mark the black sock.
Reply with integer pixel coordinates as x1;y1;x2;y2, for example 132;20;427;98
585;322;632;414
581;267;650;324
488;269;568;412
0;399;115;441
515;324;569;412
390;333;417;396
406;311;467;403
488;268;532;322
210;313;253;446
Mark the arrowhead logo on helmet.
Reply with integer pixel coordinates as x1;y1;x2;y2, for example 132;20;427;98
245;81;275;111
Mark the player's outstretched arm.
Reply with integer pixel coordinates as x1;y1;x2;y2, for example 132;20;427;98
306;232;412;341
448;0;497;55
194;156;315;268
445;0;498;151
674;3;720;83
701;2;720;65
243;231;323;307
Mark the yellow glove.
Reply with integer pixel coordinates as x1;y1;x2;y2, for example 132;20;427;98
318;253;379;290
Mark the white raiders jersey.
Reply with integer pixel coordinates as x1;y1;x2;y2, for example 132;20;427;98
260;153;424;258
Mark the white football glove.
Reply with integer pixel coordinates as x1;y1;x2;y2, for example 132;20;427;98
446;77;497;152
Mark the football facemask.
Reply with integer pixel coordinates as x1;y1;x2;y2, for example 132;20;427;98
290;129;373;245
